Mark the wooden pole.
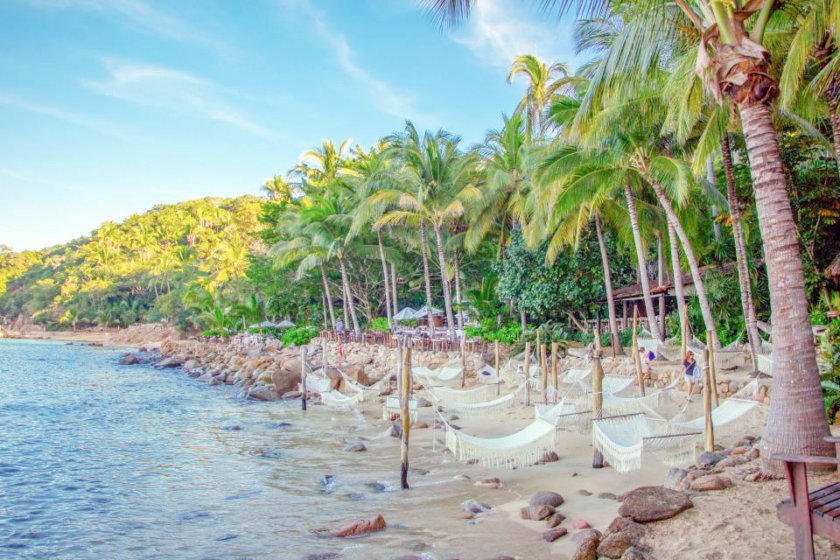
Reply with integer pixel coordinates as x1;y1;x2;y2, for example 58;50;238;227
592;346;604;469
460;334;466;388
594;312;602;355
400;345;412;489
707;331;719;407
703;344;714;452
524;341;531;407
300;344;307;411
494;340;501;396
632;306;645;397
541;343;548;403
551;342;559;403
681;304;688;362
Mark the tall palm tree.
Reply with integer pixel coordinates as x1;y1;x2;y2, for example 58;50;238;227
261;174;293;203
507;54;571;138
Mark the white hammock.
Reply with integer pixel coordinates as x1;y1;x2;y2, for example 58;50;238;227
299;373;332;394
442;383;527;415
429;383;497;405
757;353;773;375
415;363;463;384
561;367;591;384
438;415;557;469
592;413;700;473
341;370;394;395
669;398;759;433
321;389;365;407
382;395;419;423
599;377;679;419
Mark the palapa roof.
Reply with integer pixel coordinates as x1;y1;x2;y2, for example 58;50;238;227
826;253;840;282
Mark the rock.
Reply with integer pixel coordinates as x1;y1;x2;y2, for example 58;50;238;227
246;385;276;401
717;455;749;468
475;477;502;489
542;528;568;542
461;499;491;514
330;514;386;537
696;451;726;468
528;490;564;508
415;397;432;408
690;474;733;492
282;391;301;399
448;414;460;421
520;505;555;521
571;529;602;544
120;353;142;365
571;533;600;560
618;486;692;522
345;365;370;386
573;520;592;530
748;447;760;460
196;373;213;383
597;517;647;559
730;446;749;456
598;492;617;500
209;376;223;386
343;442;367;453
546;513;566;528
458;511;474;520
540;450;560;463
155;355;184;368
577;489;592;496
664;468;689;490
413;422;429;429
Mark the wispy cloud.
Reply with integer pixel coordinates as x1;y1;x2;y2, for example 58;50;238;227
0;93;125;137
81;59;273;138
26;0;233;57
449;0;576;70
274;0;437;125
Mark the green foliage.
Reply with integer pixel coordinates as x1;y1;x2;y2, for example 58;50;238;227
465;319;522;344
282;327;319;347
369;317;390;332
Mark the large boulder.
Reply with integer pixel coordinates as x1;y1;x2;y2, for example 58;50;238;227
247;385;277;401
155;355;184;368
617;486;692;522
120;353;143;365
597;517;647;559
690;474;733;492
345;366;370;386
571;534;599;560
270;367;299;395
529;490;565;508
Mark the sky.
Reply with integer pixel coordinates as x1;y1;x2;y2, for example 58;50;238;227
0;0;579;251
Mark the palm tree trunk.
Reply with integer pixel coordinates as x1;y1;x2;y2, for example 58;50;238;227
419;222;435;336
433;224;456;338
645;178;721;350
321;291;328;329
721;134;760;370
595;214;624;355
707;156;722;239
828;95;840;174
377;229;393;328
391;262;399;316
338;257;360;335
454;248;464;330
668;223;686;342
320;264;336;330
623;184;663;341
738;101;832;470
341;283;349;327
657;232;666;338
520;309;527;333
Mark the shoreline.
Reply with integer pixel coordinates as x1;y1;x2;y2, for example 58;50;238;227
5;326;834;558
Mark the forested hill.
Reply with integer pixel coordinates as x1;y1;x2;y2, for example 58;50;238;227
0;196;267;330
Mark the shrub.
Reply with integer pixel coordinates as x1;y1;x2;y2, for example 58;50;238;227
282;326;319;347
369;317;390;333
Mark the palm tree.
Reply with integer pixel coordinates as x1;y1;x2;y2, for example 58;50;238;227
261;174;293;203
507;54;570;138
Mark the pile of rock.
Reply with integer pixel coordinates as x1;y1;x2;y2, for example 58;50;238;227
665;435;764;492
519;491;570;543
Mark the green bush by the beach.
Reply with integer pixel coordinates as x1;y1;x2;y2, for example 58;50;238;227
282;327;319;347
369;317;389;332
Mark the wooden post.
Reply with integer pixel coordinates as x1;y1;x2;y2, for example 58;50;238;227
536;330;541;370
622;300;627;330
300;344;307;411
400;345;412;489
594;312;602;355
524;341;531;407
681;304;688;362
541;343;548;403
460;334;466;388
592;347;604;469
551;342;559;403
632;306;645;397
703;345;715;452
707;331;719;407
494;340;501;396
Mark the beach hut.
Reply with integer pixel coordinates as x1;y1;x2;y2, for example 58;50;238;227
393;307;418;322
276;319;296;329
414;305;444;328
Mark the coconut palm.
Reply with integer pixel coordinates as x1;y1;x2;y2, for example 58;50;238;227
507;54;571;138
261;174;293;203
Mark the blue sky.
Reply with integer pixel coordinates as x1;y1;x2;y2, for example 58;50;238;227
0;0;578;251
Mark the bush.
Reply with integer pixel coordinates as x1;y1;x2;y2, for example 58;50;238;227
369;317;389;333
465;320;522;345
282;326;319;347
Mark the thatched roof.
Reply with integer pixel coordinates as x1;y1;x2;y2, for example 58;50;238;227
826;253;840;282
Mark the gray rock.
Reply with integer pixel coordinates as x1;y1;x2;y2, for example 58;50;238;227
120;353;142;365
618;486;692;522
246;385;276;401
696;451;725;468
542;528;568;542
343;442;367;453
520;505;555;520
598;492;617;500
529;490;564;507
664;468;689;490
462;499;492;514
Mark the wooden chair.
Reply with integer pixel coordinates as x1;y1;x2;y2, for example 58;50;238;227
774;436;840;559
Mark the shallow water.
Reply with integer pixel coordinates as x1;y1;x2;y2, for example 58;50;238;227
0;339;552;560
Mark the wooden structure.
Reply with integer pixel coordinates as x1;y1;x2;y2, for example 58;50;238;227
774;437;840;559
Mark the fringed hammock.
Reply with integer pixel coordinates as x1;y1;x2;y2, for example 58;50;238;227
414;363;463;384
381;395;419;423
341;370;393;396
429;383;497;405
439;383;527;416
592;413;701;473
665;379;762;433
436;414;557;469
321;389;366;407
299;373;332;394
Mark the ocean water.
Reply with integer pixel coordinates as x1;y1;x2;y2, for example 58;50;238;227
0;339;550;560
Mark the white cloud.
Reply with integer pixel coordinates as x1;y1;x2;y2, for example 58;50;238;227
25;0;233;57
0;93;125;137
449;0;576;70
274;0;437;125
81;59;273;138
